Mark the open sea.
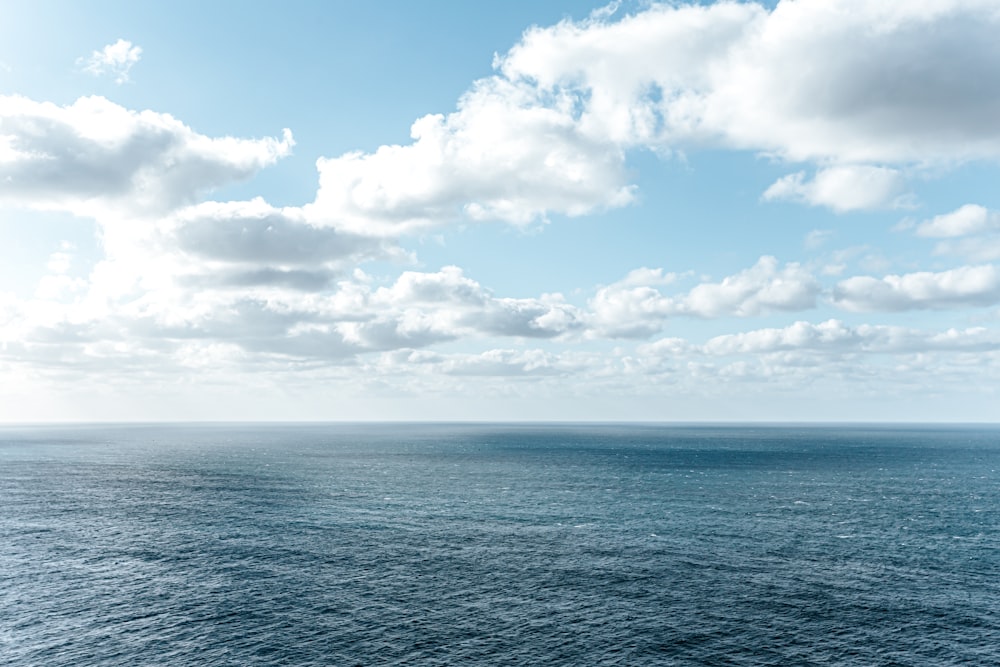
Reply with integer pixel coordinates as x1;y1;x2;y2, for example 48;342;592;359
1;423;998;665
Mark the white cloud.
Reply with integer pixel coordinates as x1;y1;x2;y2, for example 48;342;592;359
499;1;1000;164
78;39;142;84
911;205;1000;261
162;198;394;290
500;2;762;147
702;319;862;356
297;1;1000;231
589;256;819;337
915;204;1000;238
0;262;589;376
632;320;1000;397
762;166;909;212
307;77;634;235
698;319;1000;356
2;253;819;376
832;264;1000;312
0;95;294;216
670;256;819;318
369;266;584;340
588;282;676;339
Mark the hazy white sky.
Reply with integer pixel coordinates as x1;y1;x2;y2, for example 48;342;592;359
2;0;1000;422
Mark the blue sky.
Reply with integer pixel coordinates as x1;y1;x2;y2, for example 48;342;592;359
2;0;1000;421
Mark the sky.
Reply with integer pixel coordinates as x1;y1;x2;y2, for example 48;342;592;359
2;0;1000;422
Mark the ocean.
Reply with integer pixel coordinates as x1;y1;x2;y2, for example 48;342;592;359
1;423;998;665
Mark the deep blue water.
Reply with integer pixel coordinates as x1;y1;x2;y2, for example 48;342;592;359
1;423;998;665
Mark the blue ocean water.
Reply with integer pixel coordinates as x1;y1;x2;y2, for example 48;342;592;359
1;423;998;666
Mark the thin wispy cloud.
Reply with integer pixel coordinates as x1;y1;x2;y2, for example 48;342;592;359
78;39;142;84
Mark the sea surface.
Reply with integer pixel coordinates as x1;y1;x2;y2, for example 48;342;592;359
1;423;998;665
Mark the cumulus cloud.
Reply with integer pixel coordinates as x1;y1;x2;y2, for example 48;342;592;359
158;198;396;291
670;256;819;318
832;264;1000;312
584;268;681;338
699;319;1000;356
78;39;142;84
292;1;1000;232
915;204;1000;238
454;0;1000;248
905;205;1000;261
611;316;999;402
0;262;590;376
68;267;583;362
0;95;293;216
307;77;634;234
702;319;861;356
369;266;584;340
589;256;819;337
630;319;1000;395
501;1;759;147
641;319;994;360
588;283;676;339
3;253;824;375
505;1;1000;164
762;166;909;212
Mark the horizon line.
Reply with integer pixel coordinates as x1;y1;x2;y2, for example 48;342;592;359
2;419;998;427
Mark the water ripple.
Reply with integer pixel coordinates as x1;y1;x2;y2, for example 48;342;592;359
2;423;998;665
